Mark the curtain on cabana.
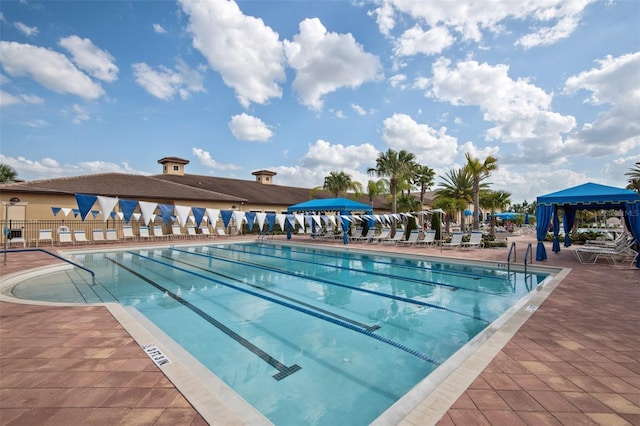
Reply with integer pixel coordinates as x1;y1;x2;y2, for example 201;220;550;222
535;204;553;261
625;204;640;268
563;208;577;247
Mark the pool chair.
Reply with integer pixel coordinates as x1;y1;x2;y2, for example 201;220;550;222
574;234;637;265
7;231;26;248
171;225;185;239
58;231;73;246
349;227;369;243
441;232;464;249
92;229;106;243
34;229;53;247
416;230;437;247
187;226;198;238
73;230;91;245
398;230;420;245
381;230;406;244
216;227;228;237
122;225;136;242
369;228;392;243
105;229;119;242
201;226;212;237
152;225;169;240
461;231;484;249
139;226;152;240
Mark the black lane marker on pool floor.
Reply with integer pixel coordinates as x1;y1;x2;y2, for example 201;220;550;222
127;251;441;365
106;257;301;380
158;253;381;332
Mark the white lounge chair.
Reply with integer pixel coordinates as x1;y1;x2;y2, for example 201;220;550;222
139;226;152;240
106;229;118;242
381;230;406;244
201;226;212;237
462;231;484;249
153;225;170;240
417;230;437;247
216;227;228;237
369;228;392;243
187;226;198;238
35;229;53;247
441;232;463;249
73;230;90;245
349;227;369;243
122;225;136;241
8;234;26;248
398;230;420;245
92;229;105;243
574;235;637;265
171;225;185;239
58;231;73;245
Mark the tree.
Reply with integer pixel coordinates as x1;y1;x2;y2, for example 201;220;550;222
626;162;640;194
464;153;498;230
366;178;388;206
367;149;416;214
312;171;362;198
436;168;474;231
432;196;465;235
412;164;436;207
0;164;17;183
480;189;512;238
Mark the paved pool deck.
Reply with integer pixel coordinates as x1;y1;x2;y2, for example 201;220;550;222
0;233;638;425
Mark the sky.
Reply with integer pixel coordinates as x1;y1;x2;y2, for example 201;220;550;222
0;0;639;205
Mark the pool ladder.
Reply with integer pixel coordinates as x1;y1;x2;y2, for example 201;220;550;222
505;242;533;274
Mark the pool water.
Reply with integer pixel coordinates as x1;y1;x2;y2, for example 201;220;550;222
11;242;547;425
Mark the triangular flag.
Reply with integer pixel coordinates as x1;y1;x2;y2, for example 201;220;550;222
119;199;139;223
97;196;119;222
139;201;158;225
133;213;141;221
192;207;206;227
266;213;276;231
232;211;245;229
294;214;305;228
206;209;220;226
61;207;72;217
221;210;233;228
91;210;100;219
175;205;192;227
51;207;61;217
256;212;267;231
276;214;287;231
74;193;97;221
158;203;175;225
244;211;256;230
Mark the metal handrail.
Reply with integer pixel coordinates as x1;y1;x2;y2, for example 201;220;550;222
1;248;96;285
524;242;533;274
507;241;516;273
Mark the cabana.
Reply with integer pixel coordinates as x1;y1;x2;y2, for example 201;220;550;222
287;198;374;244
535;182;640;267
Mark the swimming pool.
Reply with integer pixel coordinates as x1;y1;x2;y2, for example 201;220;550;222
8;242;550;425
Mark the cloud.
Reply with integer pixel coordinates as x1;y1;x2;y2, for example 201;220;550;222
562;52;640;157
284;18;383;110
351;103;366;115
393;25;454;56
425;57;575;163
228;113;273;142
373;0;595;48
15;22;38;37
192;147;242;171
0;41;104;99
153;23;167;34
381;113;459;166
58;35;119;82
133;59;205;101
0;90;20;106
180;0;285;108
0;154;148;181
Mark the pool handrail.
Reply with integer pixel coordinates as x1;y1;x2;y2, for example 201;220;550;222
524;242;533;274
1;248;96;285
507;241;516;273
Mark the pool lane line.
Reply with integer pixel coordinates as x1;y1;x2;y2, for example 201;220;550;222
207;244;503;296
106;256;302;380
127;251;442;366
250;242;511;283
157;253;381;332
172;247;490;324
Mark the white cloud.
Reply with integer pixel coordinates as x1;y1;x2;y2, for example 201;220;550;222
228;113;273;142
192;147;242;171
133;59;205;101
0;41;104;99
71;103;90;124
20;119;49;128
20;94;43;104
425;57;575;163
393;25;454;56
381;113;459;166
389;73;407;88
0;154;148;181
180;0;285;108
284;18;383;110
562;52;640;157
58;35;118;82
153;23;167;34
15;22;38;37
0;90;20;106
351;103;366;115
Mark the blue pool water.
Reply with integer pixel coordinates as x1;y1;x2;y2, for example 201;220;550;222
10;242;547;425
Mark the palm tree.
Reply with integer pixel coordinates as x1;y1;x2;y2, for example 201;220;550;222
626;162;640;194
480;189;511;238
436;168;474;231
0;164;17;183
413;164;436;207
366;178;388;207
367;149;416;214
432;196;465;235
312;171;363;198
464;153;498;230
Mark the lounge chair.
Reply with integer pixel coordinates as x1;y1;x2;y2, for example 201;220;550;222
106;229;118;242
349;227;369;243
216;227;228;237
381;230;406;244
417;230;437;247
139;226;152;240
8;234;26;248
58;231;73;245
153;225;169;239
201;226;212;237
461;231;484;249
171;225;185;239
34;229;53;247
122;225;136;242
441;232;463;249
92;229;106;243
574;234;637;265
73;230;90;245
369;228;392;243
187;226;198;238
398;230;420;246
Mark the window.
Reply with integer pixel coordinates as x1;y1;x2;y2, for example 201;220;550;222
173;165;179;171
265;177;270;181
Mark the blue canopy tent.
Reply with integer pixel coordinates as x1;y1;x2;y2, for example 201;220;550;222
493;212;522;220
535;182;640;267
287;198;374;244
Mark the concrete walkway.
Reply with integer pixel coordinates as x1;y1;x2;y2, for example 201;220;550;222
0;234;638;425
